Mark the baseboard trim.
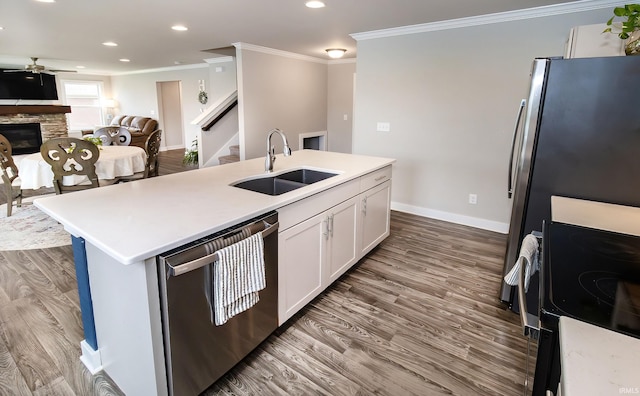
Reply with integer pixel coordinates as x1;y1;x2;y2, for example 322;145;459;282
162;144;184;151
391;201;509;234
80;340;103;374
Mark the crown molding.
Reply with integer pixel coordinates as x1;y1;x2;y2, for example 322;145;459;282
351;0;623;41
233;42;328;64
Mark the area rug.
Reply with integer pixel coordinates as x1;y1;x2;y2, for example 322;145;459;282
0;197;71;250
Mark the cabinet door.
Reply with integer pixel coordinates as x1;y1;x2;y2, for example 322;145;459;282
327;196;359;283
278;212;327;325
565;24;624;58
360;180;391;255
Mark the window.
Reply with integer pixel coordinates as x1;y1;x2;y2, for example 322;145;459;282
61;81;105;132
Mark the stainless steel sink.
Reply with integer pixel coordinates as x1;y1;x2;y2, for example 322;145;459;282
232;168;338;196
276;169;337;184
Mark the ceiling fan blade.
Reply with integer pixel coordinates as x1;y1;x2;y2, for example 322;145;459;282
49;69;77;73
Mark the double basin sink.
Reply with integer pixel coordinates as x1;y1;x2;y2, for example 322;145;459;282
233;168;338;196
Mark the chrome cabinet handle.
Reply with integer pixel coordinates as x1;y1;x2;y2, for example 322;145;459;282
362;196;368;215
508;99;526;199
329;214;334;237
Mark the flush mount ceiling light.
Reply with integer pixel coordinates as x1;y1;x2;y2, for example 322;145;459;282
171;25;188;31
103;41;118;47
305;1;325;8
119;58;130;62
326;48;346;59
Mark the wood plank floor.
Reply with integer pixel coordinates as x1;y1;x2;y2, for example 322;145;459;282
0;149;533;395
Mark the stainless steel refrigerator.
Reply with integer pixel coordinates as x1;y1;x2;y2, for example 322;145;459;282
500;55;640;312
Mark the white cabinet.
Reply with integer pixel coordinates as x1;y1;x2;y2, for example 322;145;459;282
278;211;326;322
278;195;359;323
327;197;360;283
359;180;391;256
277;165;392;324
565;23;624;58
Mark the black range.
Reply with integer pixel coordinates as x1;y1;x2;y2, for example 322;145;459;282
532;221;640;395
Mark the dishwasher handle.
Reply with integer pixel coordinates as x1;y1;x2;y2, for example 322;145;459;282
167;220;279;277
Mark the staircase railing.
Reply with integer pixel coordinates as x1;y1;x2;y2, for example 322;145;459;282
191;90;238;131
191;90;239;167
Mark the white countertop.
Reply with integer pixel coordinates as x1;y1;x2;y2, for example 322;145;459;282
34;150;394;264
559;316;640;396
551;196;640;236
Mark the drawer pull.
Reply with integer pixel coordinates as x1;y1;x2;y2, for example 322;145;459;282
374;175;387;182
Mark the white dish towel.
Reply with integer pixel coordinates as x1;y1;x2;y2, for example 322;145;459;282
504;233;540;292
213;232;266;326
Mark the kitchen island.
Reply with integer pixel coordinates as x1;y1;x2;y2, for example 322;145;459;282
34;149;394;396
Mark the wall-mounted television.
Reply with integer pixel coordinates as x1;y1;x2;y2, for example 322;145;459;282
0;70;59;100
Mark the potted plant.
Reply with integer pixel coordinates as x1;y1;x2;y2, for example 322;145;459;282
604;4;640;55
183;139;198;166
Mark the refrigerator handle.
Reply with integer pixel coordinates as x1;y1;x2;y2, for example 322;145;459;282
508;99;526;199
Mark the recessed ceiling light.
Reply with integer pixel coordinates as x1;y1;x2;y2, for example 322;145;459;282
171;25;188;31
305;1;325;8
36;0;56;3
103;41;118;47
0;27;4;30
76;65;85;69
119;58;130;62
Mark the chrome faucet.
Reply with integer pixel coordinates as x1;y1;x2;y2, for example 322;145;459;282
265;128;292;172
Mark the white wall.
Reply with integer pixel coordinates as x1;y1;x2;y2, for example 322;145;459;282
236;46;328;160
110;65;209;150
353;6;617;232
207;57;237;104
327;61;356;153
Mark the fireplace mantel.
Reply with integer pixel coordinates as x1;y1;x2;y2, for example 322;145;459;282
0;105;71;141
0;105;71;116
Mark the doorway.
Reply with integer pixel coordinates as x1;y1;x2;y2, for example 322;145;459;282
157;81;184;150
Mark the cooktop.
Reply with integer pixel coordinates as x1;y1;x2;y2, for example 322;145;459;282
542;221;640;338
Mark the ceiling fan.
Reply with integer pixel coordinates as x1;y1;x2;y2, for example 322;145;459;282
2;57;77;74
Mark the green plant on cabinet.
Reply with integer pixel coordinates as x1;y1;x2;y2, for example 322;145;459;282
604;4;640;55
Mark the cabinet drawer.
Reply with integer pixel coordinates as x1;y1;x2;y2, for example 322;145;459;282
278;178;360;231
360;165;392;192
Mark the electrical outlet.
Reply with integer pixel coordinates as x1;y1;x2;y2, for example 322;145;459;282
468;194;477;205
376;122;390;132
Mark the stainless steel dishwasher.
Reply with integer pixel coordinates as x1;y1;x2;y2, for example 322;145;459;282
157;211;278;396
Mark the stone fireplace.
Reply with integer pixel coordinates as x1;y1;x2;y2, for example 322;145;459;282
0;105;71;154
